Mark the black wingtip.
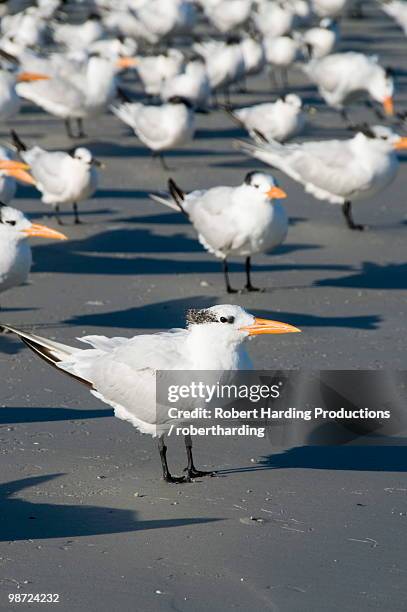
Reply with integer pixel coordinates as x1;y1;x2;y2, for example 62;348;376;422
168;178;188;216
10;129;27;152
253;128;269;143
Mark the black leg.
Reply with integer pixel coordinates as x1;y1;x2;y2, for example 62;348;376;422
244;256;263;292
73;202;81;224
54;205;63;225
222;259;237;293
224;87;231;106
77;118;87;138
157;436;187;483
342;201;365;231
152;152;170;171
184;435;215;479
64;119;75;139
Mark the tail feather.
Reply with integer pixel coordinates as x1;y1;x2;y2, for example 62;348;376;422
149;193;183;212
0;324;93;388
10;130;27;153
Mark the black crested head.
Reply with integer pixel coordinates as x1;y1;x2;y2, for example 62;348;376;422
244;171;258;185
186;309;218;326
226;35;240;46
385;66;394;78
167;96;193;109
88;12;102;21
354;123;375;139
0;201;7;223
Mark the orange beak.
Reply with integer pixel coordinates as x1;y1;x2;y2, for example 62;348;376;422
17;72;50;82
266;186;287;199
23;223;67;240
383;96;394;116
240;317;301;336
4;168;36;185
116;57;138;69
394;136;407;150
0;159;30;171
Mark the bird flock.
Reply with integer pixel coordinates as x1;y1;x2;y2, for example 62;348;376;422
0;0;406;481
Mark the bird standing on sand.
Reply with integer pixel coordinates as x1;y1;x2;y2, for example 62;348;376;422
236;125;407;230
111;97;195;170
1;305;300;482
11;130;102;225
302;52;395;122
150;172;288;292
0;203;66;301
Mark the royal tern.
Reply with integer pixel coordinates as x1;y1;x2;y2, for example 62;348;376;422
203;0;253;33
303;52;394;121
0;203;66;300
150;172;288;292
160;59;211;111
194;38;245;103
11;130;102;225
253;1;295;38
301;18;339;59
52;13;106;51
236;125;407;230
311;0;348;17
264;36;302;89
0;68;49;122
135;49;184;98
111;97;195;169
226;94;305;143
0;151;36;203
380;0;407;35
16;54;136;138
1;305;300;482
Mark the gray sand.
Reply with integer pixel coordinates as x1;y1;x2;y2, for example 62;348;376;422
0;5;406;611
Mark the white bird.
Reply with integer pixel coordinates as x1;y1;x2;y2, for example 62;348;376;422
136;49;185;97
0;150;36;203
151;172;288;292
1;305;300;481
227;94;305;142
240;36;266;78
11;130;102;225
253;1;295;38
301;18;339;59
236;125;407;230
160;59;211;110
111;97;195;169
0;203;66;300
16;54;136;138
203;0;253;33
0;68;50;122
264;35;302;89
311;0;348;17
380;0;407;35
194;38;245;102
302;52;395;121
52;14;106;51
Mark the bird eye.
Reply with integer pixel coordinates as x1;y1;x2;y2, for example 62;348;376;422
381;136;387;140
254;184;259;189
6;220;16;226
220;316;235;324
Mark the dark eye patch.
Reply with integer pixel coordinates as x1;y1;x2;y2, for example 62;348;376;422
220;316;235;324
6;220;16;226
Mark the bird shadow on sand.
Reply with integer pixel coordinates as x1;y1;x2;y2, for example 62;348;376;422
0;407;113;424
219;443;407;475
0;334;25;355
0;474;220;541
77;140;234;159
31;232;349;276
65;295;381;331
316;262;407;290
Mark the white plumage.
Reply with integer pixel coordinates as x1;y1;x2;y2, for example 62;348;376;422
236;126;407;229
1;305;300;481
230;94;305;143
0;204;66;297
151;172;288;292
